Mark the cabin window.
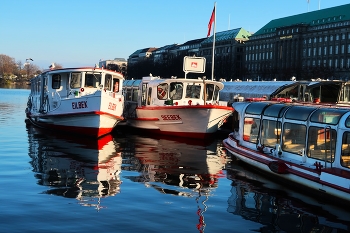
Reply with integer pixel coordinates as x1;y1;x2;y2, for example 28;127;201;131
205;84;215;101
341;132;350;168
307;126;336;162
245;102;270;115
157;83;168;100
263;104;289;117
213;85;220;100
261;120;281;147
84;72;101;88
243;117;260;143
185;84;200;99
282;123;306;155
147;87;152;105
339;84;350;102
169;82;183;100
141;84;147;106
52;74;61;89
70;72;81;89
285;106;316;121
113;79;119;92
310;108;347;125
104;74;112;91
125;88;132;101
132;88;138;101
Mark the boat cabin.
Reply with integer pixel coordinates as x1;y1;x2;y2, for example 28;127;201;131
122;76;226;118
233;101;350;170
29;68;123;113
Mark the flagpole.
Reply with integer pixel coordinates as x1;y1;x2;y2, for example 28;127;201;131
211;2;216;81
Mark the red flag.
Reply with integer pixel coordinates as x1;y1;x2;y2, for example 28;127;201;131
207;6;215;37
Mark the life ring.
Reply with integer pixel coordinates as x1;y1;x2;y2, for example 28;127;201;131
188;100;192;106
80;88;84;92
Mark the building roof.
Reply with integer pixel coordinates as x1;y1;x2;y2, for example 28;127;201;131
201;27;251;44
254;3;350;36
129;47;157;56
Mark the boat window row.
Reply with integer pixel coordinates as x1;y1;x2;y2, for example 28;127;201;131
45;71;121;93
242;102;350;168
156;82;220;101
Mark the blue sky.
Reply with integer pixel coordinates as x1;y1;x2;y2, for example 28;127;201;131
1;0;349;69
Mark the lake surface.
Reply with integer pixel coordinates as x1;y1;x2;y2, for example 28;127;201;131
1;87;350;233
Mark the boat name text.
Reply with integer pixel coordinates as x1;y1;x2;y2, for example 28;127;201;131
161;115;182;121
72;101;88;109
108;102;117;110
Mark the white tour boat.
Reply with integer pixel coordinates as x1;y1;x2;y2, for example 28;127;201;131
25;66;125;137
122;76;233;139
223;101;350;205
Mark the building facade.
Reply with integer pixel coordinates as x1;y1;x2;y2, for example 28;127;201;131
246;3;350;81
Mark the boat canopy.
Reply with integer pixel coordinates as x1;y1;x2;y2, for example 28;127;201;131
220;81;302;101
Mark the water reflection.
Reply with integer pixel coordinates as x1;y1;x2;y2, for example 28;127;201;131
119;133;229;233
27;125;122;210
226;158;350;232
26;124;350;231
122;134;227;192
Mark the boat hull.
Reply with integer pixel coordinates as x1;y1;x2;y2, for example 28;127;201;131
223;134;350;204
127;105;232;139
27;94;123;137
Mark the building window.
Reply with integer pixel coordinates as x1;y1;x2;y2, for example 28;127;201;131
324;46;327;55
335;45;339;54
336;34;339;40
330;35;333;41
324;36;328;42
329;59;332;68
308;48;311;57
329;46;333;55
313;48;316;56
318;47;322;56
319;37;322;43
342;45;345;54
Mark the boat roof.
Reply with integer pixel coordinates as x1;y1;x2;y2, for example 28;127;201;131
124;77;225;89
149;78;225;89
38;67;124;77
220;81;301;100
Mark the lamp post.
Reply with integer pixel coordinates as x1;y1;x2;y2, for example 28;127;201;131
25;58;33;80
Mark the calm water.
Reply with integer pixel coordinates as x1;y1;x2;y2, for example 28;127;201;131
1;87;350;233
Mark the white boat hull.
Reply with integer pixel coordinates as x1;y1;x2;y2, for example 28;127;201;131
223;134;350;204
128;105;232;138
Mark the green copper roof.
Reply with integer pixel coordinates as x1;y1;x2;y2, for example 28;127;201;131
254;3;350;36
202;27;252;44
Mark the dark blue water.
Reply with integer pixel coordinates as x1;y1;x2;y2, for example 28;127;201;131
1;87;350;233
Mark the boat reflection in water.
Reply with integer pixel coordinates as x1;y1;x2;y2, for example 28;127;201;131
226;158;350;232
121;134;229;232
27;125;122;210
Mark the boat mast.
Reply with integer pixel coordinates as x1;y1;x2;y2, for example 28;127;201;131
211;2;216;81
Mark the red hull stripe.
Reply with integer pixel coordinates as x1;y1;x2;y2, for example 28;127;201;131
137;105;233;110
28;118;113;138
36;110;123;120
